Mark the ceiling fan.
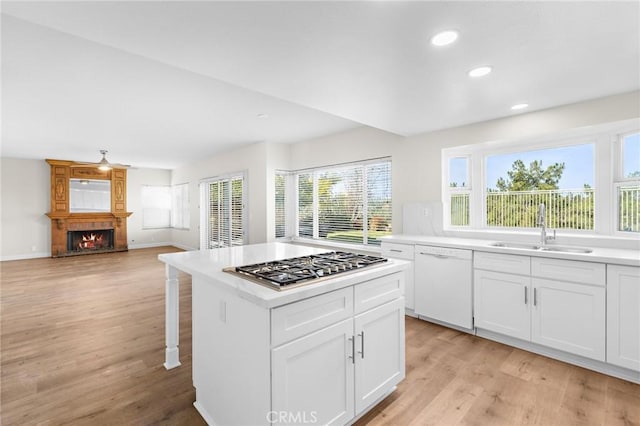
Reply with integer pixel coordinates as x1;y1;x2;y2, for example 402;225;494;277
71;150;131;170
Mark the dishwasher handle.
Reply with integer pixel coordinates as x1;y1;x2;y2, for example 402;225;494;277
418;252;451;259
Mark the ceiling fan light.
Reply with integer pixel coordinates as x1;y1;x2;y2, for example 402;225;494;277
97;150;112;170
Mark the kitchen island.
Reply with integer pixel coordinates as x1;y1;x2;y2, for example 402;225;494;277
159;243;409;425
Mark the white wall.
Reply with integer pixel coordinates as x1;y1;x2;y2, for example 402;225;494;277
0;158;50;259
126;167;172;248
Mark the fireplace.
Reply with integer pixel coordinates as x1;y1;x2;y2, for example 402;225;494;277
67;229;115;254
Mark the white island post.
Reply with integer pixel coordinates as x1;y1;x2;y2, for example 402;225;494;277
159;242;409;426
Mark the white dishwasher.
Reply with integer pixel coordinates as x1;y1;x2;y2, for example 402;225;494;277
414;245;473;331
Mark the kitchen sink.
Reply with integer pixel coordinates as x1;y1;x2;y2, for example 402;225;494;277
490;241;541;250
490;241;593;254
540;245;593;254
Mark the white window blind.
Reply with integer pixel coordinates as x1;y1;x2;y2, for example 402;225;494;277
294;158;392;246
275;172;287;238
141;185;171;228
171;183;190;229
200;174;245;249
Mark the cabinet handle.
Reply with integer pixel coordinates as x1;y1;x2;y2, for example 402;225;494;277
533;288;537;306
348;336;355;364
358;331;365;359
389;249;402;253
524;286;528;305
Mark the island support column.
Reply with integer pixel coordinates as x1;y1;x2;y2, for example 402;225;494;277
164;264;181;369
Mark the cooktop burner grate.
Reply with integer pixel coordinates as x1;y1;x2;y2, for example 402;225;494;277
227;251;388;290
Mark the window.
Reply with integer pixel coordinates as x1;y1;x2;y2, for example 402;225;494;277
442;119;639;236
275;172;287;238
617;132;640;233
171;183;190;229
290;158;392;247
446;157;470;226
200;174;245;249
141;185;171;228
485;144;594;230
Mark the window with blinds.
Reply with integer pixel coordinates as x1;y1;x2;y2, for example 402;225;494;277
141;185;171;228
292;158;392;246
200;174;245;249
275;172;287;238
171;183;190;229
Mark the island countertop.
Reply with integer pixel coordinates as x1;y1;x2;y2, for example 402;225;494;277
158;242;410;309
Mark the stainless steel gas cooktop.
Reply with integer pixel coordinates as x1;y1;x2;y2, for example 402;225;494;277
224;251;388;291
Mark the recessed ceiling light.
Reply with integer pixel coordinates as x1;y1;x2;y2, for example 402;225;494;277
257;113;269;119
511;103;529;110
430;30;459;47
468;66;492;78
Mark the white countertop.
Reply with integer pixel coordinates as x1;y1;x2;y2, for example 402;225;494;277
159;242;410;308
381;235;640;267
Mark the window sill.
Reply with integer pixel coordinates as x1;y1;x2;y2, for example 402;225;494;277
287;236;382;255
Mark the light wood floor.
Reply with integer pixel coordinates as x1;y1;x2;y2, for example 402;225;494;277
1;247;638;425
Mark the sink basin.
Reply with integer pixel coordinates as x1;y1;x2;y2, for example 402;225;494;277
540;246;593;254
490;242;593;254
490;242;541;250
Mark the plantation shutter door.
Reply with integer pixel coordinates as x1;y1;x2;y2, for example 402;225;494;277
201;175;245;249
230;176;244;246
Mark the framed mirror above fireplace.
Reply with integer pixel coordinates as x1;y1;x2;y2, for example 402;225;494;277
69;179;111;213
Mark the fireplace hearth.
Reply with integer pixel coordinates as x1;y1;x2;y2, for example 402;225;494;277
67;229;115;254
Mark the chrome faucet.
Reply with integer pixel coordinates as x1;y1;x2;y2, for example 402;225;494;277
537;203;555;246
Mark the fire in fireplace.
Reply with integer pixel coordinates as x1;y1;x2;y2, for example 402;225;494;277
67;229;114;253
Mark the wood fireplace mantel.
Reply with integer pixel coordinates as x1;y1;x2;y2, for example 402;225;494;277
45;159;133;257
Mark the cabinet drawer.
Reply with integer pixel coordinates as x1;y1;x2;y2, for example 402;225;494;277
271;287;353;347
381;242;414;260
474;251;530;275
354;272;404;314
531;257;605;286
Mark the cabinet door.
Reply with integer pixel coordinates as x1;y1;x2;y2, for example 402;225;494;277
272;319;355;425
474;270;531;340
531;278;605;361
354;298;405;415
607;265;640;370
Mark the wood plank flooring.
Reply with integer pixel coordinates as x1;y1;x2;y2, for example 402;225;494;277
1;247;638;425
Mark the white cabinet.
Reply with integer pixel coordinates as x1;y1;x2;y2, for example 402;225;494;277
607;265;640;371
531;277;605;361
474;269;531;340
354;298;405;414
272;319;355;425
474;252;606;362
271;273;405;425
381;242;415;312
415;246;473;330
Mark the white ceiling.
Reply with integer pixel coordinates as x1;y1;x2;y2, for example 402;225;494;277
2;1;638;169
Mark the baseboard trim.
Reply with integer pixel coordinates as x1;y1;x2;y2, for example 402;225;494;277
0;252;51;261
